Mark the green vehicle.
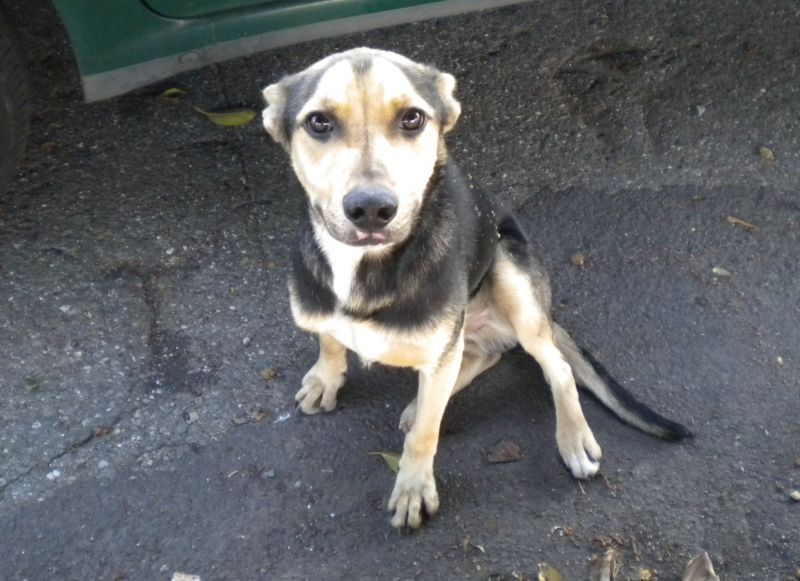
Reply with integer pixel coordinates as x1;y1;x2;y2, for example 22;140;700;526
0;0;527;193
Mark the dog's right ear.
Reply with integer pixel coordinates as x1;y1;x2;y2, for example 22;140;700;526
262;81;289;149
435;71;461;134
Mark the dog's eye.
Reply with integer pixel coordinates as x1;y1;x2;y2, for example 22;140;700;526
305;112;333;135
400;108;426;132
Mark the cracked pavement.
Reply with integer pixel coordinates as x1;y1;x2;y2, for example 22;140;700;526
1;0;799;579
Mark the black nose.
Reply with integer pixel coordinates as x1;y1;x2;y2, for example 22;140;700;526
342;189;398;230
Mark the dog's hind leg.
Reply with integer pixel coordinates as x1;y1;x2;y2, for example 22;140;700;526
522;330;602;478
295;333;348;414
399;346;501;433
491;249;602;479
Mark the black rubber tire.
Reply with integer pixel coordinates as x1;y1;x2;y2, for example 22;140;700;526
0;4;31;195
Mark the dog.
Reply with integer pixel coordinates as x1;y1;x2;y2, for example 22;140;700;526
261;47;690;529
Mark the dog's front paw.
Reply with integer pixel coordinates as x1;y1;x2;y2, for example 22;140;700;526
556;421;602;479
398;398;417;433
388;463;439;529
295;369;342;415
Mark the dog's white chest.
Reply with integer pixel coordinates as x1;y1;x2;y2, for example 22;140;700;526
324;316;389;362
316;228;365;303
291;303;438;370
327;315;436;369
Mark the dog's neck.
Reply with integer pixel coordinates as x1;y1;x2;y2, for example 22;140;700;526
312;225;387;304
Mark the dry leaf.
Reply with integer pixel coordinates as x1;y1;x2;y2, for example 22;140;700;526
260;368;278;381
639;568;654;581
537;563;565;581
368;452;400;473
171;574;201;581
487;440;523;463
593;534;613;548
551;525;575;538
570;253;587;268
590;548;620;581
711;266;731;277
231;408;268;425
194;106;256;127
726;215;758;231
93;426;112;438
682;551;719;581
601;474;619;497
461;536;486;553
758;146;775;160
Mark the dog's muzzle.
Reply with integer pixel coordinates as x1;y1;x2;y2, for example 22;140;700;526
341;189;399;245
343;189;398;232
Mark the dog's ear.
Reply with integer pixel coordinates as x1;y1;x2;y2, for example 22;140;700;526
436;71;461;134
262;81;289;149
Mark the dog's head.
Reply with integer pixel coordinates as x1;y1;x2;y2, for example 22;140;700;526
262;48;460;248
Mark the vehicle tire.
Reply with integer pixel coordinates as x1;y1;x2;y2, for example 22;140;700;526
0;4;30;195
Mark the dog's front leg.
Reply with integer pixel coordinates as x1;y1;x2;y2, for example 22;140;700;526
295;333;347;414
389;330;464;529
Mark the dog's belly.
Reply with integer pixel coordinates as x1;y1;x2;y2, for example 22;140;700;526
464;288;517;354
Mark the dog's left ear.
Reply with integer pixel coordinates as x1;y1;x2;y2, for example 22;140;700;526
262;81;289;149
436;71;461;134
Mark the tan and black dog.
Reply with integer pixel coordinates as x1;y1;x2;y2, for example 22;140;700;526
261;48;689;529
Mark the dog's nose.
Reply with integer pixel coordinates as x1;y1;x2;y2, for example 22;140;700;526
342;189;398;230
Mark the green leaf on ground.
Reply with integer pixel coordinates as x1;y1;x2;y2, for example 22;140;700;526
758;146;775;160
537;563;565;581
161;87;187;97
368;452;400;473
24;377;43;393
157;87;188;104
194;106;256;127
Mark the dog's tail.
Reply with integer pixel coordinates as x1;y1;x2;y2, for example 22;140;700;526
553;323;692;441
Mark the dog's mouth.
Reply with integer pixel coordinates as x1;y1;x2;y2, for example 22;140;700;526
349;229;393;247
314;206;398;248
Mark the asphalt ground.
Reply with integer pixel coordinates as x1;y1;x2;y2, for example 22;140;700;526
1;0;799;579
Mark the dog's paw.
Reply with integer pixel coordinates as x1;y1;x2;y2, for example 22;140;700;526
398;398;417;433
295;372;341;415
388;463;439;529
556;421;602;479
